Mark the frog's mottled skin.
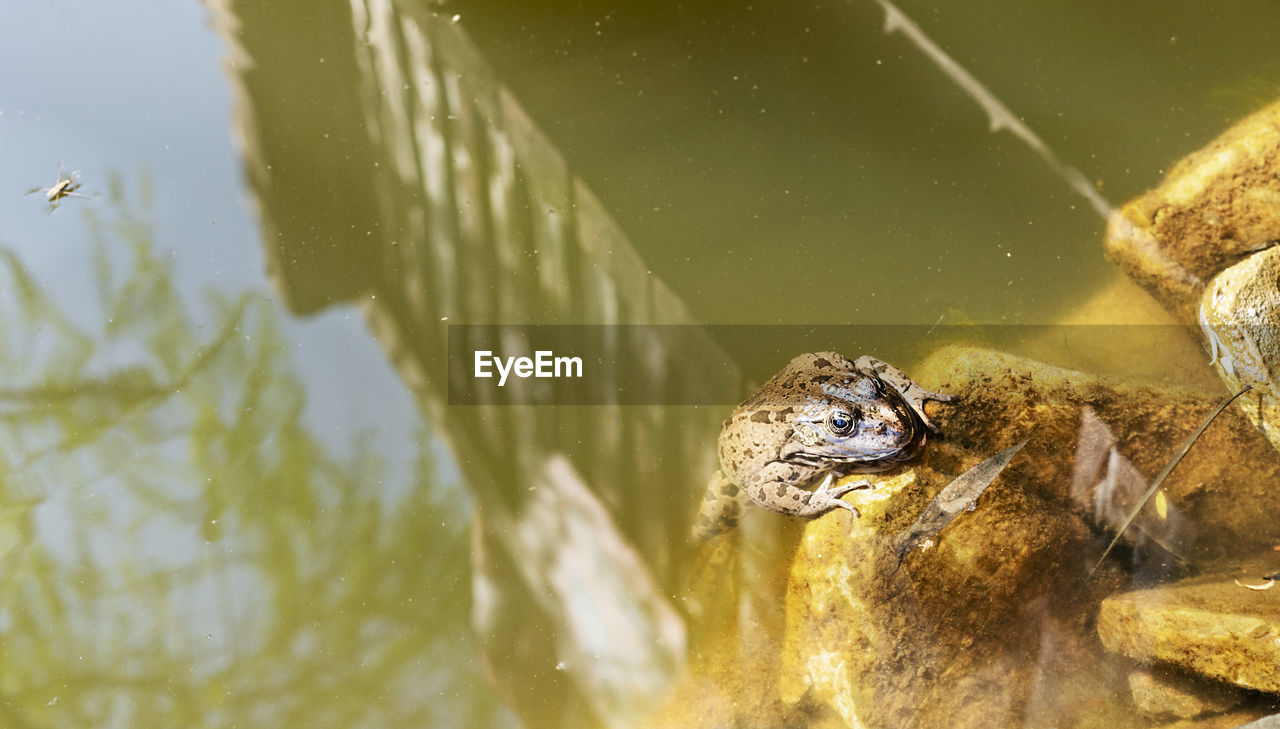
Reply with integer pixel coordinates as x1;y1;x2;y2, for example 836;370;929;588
693;352;953;540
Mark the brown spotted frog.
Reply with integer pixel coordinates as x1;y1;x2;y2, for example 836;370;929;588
693;352;954;539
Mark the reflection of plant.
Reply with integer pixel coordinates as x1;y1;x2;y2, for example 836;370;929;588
0;181;511;729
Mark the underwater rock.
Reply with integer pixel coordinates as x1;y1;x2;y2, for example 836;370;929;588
777;346;1280;728
1105;98;1280;322
916;346;1280;564
670;346;1280;728
774;346;1226;728
779;469;1134;729
1200;245;1280;453
1149;711;1280;729
1227;712;1280;729
1098;575;1280;693
1127;666;1245;719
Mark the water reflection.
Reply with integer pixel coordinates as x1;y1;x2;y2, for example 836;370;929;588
0;187;504;727
214;0;737;725
204;0;1280;726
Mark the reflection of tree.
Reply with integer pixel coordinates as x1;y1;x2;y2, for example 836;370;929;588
0;181;512;729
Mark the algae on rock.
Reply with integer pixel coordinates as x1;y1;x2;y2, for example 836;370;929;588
1104;97;1280;458
663;343;1280;728
771;345;1280;728
1126;666;1246;719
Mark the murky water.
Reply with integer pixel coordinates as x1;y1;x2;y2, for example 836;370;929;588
2;1;1280;727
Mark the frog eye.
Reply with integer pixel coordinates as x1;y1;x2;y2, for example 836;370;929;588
827;410;856;436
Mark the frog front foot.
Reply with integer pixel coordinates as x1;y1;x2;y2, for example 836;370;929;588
901;388;956;434
748;471;869;519
853;355;956;433
809;473;870;518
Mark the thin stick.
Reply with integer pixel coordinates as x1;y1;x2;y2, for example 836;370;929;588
1087;385;1252;579
870;0;1115;221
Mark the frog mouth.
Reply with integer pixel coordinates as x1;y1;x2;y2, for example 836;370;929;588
788;445;918;470
836;451;915;471
807;430;928;470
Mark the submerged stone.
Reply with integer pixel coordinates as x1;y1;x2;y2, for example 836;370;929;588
1127;666;1245;719
776;346;1280;728
1098;575;1280;693
1150;711;1280;729
915;346;1280;565
665;345;1280;728
1020;272;1217;391
1101;95;1280;461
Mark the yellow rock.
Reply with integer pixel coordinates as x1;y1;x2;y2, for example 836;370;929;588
776;346;1269;728
917;345;1280;564
1105;99;1280;322
667;346;1280;728
1098;576;1280;693
1019;271;1218;390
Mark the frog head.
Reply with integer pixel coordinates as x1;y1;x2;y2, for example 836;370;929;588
786;376;923;468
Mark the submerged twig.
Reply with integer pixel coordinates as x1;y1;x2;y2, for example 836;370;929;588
869;0;1114;220
1087;385;1252;579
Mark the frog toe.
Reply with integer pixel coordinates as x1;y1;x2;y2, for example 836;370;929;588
909;388;956;407
831;499;861;519
822;479;872;498
810;478;864;518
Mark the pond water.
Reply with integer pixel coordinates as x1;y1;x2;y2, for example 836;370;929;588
1;0;1279;727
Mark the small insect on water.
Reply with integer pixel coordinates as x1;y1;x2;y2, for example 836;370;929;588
26;168;96;213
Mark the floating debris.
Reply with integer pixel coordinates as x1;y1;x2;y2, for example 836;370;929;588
1234;572;1279;591
871;0;1113;219
1088;385;1252;578
894;438;1028;568
1070;406;1191;569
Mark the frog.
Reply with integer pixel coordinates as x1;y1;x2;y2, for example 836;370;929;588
693;351;954;540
